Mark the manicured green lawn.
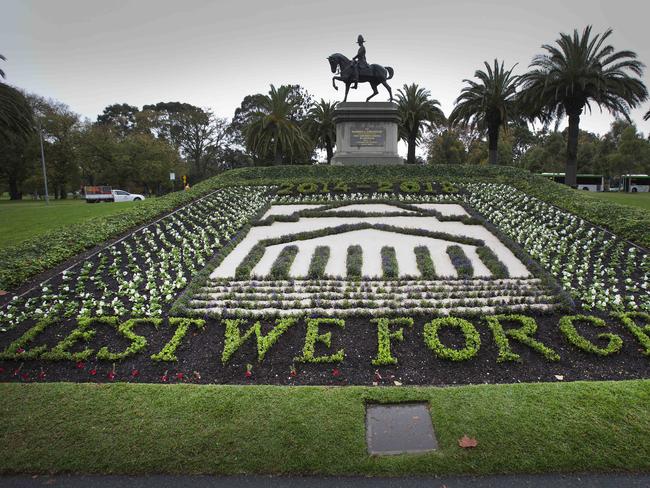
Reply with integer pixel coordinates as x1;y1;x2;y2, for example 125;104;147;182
0;199;140;249
1;380;649;475
582;191;650;211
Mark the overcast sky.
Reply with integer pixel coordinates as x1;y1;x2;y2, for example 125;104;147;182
2;0;650;138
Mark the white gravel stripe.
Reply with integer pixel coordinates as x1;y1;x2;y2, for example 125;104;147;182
189;303;559;317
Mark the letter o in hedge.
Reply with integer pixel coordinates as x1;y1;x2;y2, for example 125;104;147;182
297;182;318;194
423;317;480;361
399;180;421;193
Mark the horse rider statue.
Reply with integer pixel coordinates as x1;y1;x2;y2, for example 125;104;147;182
351;34;369;89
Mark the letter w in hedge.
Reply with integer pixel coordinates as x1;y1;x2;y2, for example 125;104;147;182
221;317;298;364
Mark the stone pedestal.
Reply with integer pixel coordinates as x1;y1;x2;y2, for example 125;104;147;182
331;102;403;165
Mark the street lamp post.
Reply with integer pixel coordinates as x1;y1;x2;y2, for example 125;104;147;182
37;120;50;205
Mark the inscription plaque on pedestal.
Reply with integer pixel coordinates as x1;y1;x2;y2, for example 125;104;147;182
331;102;403;165
350;126;386;147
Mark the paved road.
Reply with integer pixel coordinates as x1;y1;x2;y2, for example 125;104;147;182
2;474;650;488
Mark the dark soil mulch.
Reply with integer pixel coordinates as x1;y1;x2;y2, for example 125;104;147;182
1;312;648;386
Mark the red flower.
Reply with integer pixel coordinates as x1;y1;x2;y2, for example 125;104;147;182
0;367;5;374
332;368;341;377
131;369;140;378
176;372;184;381
13;368;21;376
89;368;97;376
290;370;297;377
245;370;252;378
16;347;25;354
161;371;169;382
76;361;86;370
38;370;46;381
20;372;30;382
107;371;116;381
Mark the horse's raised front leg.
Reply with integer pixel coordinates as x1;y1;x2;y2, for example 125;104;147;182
382;81;393;101
344;82;351;102
366;82;379;102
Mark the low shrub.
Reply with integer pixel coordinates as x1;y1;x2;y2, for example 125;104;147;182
380;246;398;279
346;245;363;279
446;245;473;278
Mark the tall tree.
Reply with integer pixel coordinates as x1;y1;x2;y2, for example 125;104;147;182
30;95;81;198
0;54;33;143
426;129;467;165
449;59;519;165
305;99;338;164
96;103;140;136
396;84;445;164
519;26;648;186
244;85;311;165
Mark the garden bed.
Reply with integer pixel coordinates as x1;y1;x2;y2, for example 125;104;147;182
0;178;648;386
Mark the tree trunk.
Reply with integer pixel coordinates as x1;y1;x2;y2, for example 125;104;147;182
488;124;499;165
407;133;417;164
565;111;581;187
325;139;333;165
273;145;282;166
8;176;21;200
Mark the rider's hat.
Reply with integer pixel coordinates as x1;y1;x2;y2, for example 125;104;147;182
357;34;365;43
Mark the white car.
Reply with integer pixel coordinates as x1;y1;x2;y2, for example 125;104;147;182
112;189;145;202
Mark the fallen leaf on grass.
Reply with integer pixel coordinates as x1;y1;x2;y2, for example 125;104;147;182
458;435;478;448
554;375;564;381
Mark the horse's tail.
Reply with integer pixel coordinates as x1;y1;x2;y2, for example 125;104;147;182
385;66;394;79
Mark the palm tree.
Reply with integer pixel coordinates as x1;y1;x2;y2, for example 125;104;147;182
305;99;338;164
449;59;519;165
519;26;648;187
0;54;33;142
244;84;311;165
396;84;445;164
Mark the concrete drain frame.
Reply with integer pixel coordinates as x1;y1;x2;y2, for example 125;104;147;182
365;402;438;455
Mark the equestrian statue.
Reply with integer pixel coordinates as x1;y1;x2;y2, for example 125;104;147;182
328;35;394;102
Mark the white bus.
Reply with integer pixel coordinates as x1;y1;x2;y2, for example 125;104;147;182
621;174;650;193
540;173;605;191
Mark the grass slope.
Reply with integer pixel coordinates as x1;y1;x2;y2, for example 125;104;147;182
583;191;650;211
0;200;139;249
1;380;649;475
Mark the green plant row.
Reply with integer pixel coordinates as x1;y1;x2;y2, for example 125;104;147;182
307;246;330;279
414;246;437;278
476;246;510;279
346;245;363;279
446;245;474;278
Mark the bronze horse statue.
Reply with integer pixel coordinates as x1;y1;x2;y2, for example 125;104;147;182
328;53;394;102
